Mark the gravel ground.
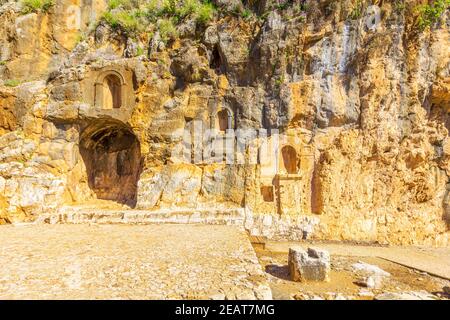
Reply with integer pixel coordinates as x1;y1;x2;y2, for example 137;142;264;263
0;224;271;300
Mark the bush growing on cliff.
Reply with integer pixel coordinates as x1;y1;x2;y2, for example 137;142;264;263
196;1;215;24
157;18;178;42
108;0;130;10
393;0;406;14
101;0;216;37
349;0;364;19
102;9;143;33
108;0;148;11
20;0;54;14
416;0;450;30
145;0;216;24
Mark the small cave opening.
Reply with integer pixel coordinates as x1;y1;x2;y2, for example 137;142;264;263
79;121;142;207
210;46;223;73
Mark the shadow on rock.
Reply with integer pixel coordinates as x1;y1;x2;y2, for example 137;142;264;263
265;264;291;281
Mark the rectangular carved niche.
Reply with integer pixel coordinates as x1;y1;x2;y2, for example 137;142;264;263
261;186;274;202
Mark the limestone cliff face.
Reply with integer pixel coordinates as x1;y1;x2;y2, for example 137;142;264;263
0;0;449;246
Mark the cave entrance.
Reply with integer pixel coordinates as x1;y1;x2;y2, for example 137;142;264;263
79;121;141;207
210;46;222;73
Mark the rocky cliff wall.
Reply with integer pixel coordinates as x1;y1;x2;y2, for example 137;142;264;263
0;0;449;246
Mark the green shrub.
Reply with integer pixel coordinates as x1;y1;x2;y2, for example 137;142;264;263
349;0;364;20
275;1;290;11
144;0;166;21
158;18;177;43
178;0;200;18
416;0;450;30
146;0;215;23
74;33;86;44
21;0;54;14
116;11;140;31
102;8;143;34
161;0;178;16
136;46;145;56
108;0;145;11
241;8;252;19
108;0;123;10
393;0;406;14
102;0;217;39
195;1;215;24
103;11;120;28
4;79;21;87
145;0;158;12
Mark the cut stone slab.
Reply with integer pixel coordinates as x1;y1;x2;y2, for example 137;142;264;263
352;262;390;289
288;247;330;282
0;224;271;300
351;261;391;277
357;275;385;289
358;289;375;299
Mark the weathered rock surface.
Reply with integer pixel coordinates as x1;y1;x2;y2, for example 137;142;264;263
352;261;391;289
443;286;450;295
351;262;391;277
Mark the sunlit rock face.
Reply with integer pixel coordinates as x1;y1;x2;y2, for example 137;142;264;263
0;0;449;246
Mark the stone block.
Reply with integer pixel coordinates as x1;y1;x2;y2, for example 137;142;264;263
351;262;390;277
288;247;330;282
357;275;385;289
42;122;59;139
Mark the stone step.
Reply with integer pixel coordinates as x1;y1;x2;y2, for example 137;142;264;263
39;207;246;226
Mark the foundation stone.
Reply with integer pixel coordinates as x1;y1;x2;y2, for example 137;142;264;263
288;247;330;282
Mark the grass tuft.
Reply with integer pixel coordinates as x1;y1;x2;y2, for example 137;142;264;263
21;0;54;14
416;0;450;30
4;79;21;87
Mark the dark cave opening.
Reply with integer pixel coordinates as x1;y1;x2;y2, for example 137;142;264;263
210;46;222;73
79;121;142;207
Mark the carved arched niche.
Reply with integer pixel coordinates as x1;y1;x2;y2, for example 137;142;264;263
212;106;234;133
94;70;126;110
